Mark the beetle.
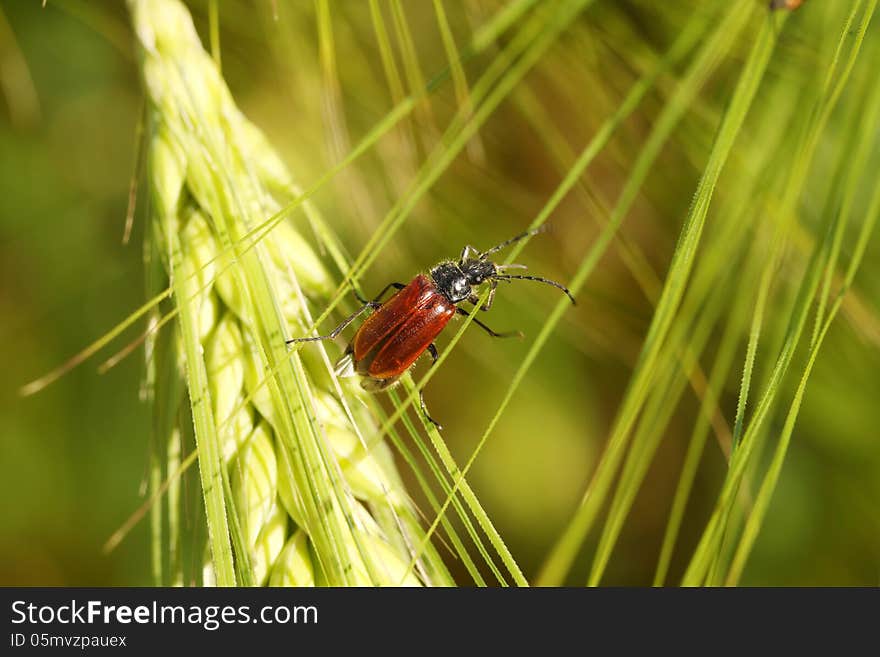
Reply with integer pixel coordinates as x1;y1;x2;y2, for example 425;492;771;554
286;226;575;429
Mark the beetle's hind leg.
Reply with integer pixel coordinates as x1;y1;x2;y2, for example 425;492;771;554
417;343;443;431
362;368;443;431
292;282;410;345
419;394;442;431
286;302;376;345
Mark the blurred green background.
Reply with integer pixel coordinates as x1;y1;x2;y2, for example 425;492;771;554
2;0;878;586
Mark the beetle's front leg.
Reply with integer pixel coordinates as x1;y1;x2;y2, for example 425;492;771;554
467;280;497;311
458;244;481;264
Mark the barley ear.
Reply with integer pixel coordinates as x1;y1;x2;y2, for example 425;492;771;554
130;0;453;586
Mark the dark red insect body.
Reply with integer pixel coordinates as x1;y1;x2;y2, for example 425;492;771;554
287;227;575;429
345;274;454;389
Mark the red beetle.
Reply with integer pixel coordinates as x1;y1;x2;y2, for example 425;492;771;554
287;227;575;429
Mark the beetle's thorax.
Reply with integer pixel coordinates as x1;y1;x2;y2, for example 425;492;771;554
430;262;469;303
430;259;497;303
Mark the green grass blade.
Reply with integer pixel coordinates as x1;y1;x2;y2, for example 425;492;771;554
166;210;236;586
724;59;880;587
536;0;763;586
683;0;876;586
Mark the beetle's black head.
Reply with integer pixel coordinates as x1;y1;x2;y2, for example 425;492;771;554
461;258;497;286
430;227;577;306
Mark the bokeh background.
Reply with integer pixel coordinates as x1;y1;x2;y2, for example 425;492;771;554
2;0;878;586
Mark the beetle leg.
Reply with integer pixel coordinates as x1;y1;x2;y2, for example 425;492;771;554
456;306;524;339
418;343;443;431
352;281;406;305
292;282;408;345
286;303;377;344
483;281;498;310
458;244;481;263
353;281;406;305
466;280;498;311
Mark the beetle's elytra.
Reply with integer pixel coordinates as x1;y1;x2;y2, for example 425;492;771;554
337;274;454;385
287;226;575;429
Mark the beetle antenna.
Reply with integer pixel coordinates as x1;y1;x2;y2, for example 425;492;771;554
480;225;550;259
496;274;576;304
